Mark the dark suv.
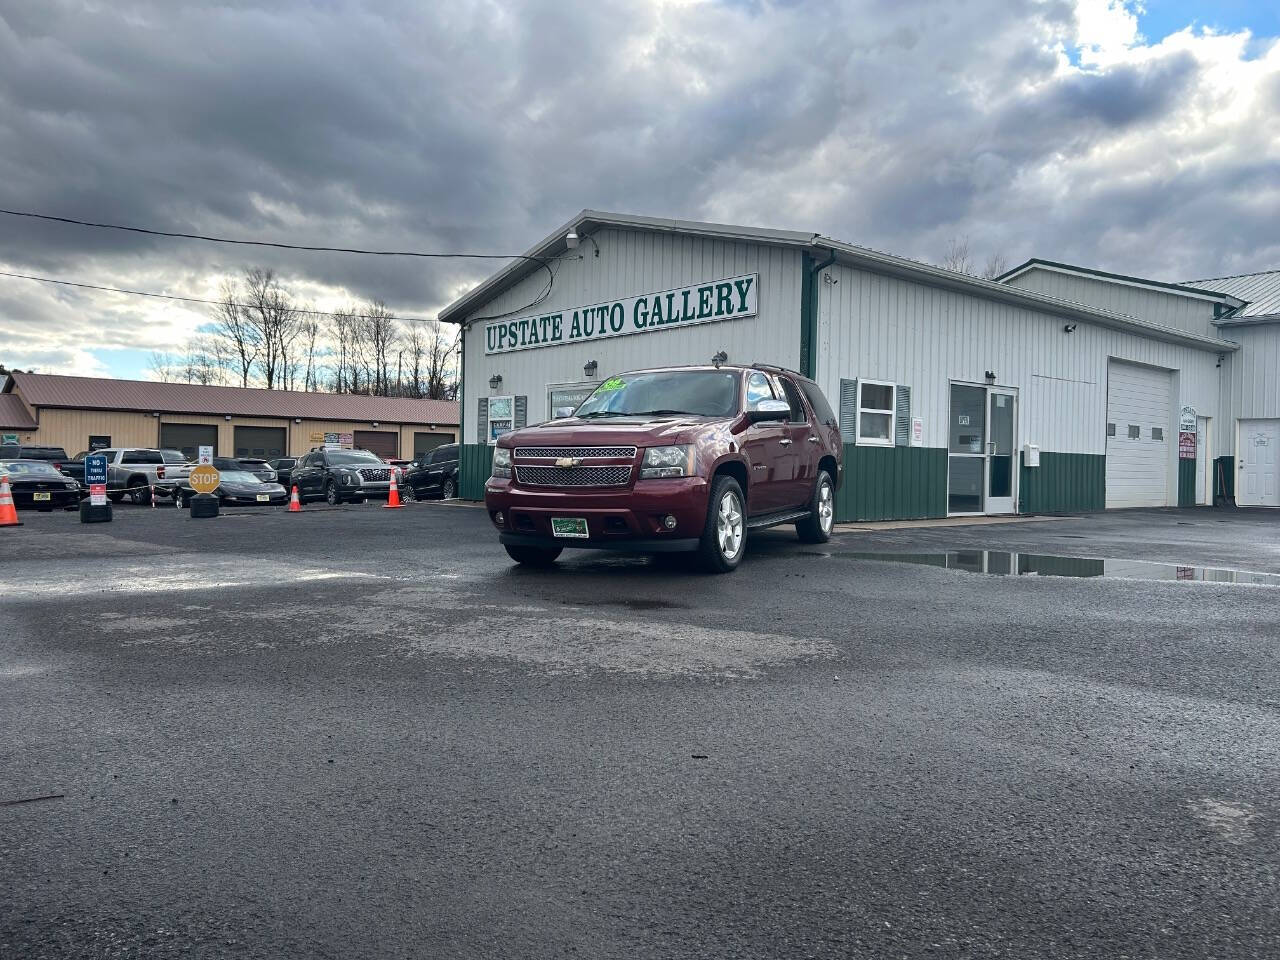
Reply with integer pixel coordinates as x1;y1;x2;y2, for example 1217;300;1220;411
484;364;842;573
290;448;392;505
402;443;459;501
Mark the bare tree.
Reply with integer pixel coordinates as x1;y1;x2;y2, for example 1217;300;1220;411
352;301;398;396
148;351;178;382
240;268;301;389
299;318;321;391
940;236;974;275
404;324;426;398
981;253;1009;280
181;335;228;385
214;279;260;387
423;322;456;400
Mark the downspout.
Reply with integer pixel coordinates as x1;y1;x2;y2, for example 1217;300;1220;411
801;248;836;379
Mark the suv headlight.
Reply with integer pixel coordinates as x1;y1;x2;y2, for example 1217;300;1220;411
491;447;512;479
340;470;359;484
640;445;693;479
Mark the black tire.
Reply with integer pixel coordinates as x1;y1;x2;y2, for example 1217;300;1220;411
441;477;457;500
504;544;562;567
697;475;747;573
325;479;340;506
130;481;152;506
108;493;124;504
796;470;836;543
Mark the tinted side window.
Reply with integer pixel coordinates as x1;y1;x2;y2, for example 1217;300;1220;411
775;377;808;423
799;380;837;426
745;372;775;406
125;449;163;464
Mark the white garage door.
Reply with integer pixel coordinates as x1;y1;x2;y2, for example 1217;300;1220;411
1238;419;1280;507
1106;361;1172;508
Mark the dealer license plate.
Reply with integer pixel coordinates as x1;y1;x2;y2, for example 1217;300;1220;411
34;492;51;501
550;517;589;538
256;494;270;502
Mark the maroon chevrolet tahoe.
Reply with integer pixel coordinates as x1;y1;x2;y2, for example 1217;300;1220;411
484;364;843;572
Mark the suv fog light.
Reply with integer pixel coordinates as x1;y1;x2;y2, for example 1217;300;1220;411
493;510;504;527
663;514;677;530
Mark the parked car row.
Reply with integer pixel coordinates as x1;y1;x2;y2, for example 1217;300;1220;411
0;442;460;511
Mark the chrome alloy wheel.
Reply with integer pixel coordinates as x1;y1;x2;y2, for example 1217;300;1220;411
818;479;834;534
717;489;744;561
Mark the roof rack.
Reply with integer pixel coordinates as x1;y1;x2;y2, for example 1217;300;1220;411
750;362;806;378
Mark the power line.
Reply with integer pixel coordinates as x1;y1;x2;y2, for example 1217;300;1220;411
0;206;558;321
0;269;433;324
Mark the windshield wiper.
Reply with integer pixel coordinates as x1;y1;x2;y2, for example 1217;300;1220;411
576;411;626;419
625;409;693;417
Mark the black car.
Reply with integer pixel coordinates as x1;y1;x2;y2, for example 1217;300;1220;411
236;458;278;483
173;463;288;507
0;445;73;472
402;443;459;501
269;457;297;489
0;459;82;511
290;449;391;505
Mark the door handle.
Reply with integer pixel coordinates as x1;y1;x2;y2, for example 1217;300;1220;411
779;438;793;446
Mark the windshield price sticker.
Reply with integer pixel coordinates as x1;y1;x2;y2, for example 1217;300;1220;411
483;274;758;355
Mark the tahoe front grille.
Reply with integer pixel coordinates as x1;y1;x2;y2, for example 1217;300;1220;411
515;465;632;487
514;446;637;460
357;468;391;482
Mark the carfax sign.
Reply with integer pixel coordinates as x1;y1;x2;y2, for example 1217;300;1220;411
483;274;758;355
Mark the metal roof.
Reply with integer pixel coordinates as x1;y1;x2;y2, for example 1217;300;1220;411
1183;269;1280;322
0;393;37;429
997;258;1243;305
4;373;459;424
438;210;1237;353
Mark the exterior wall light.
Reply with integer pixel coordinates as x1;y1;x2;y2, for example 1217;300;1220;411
372;422;379;428
584;360;598;378
152;412;160;418
224;415;232;421
489;374;503;390
565;230;579;249
1063;323;1077;333
984;371;996;384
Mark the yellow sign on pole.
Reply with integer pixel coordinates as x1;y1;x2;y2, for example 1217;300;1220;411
188;465;221;495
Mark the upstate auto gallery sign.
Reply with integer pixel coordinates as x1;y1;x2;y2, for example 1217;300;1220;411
483;274;758;355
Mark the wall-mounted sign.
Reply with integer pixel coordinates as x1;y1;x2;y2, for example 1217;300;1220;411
1179;405;1197;431
1178;431;1196;460
310;432;325;443
487;395;514;443
911;417;924;447
1;433;17;445
549;384;596;419
483;274;759;355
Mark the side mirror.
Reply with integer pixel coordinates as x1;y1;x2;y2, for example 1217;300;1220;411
746;398;791;423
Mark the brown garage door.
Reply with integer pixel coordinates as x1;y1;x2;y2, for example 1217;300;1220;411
413;432;451;458
354;430;398;460
234;426;286;459
161;423;218;460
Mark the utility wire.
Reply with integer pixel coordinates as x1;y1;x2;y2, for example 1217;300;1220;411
0;206;557;321
0;269;433;324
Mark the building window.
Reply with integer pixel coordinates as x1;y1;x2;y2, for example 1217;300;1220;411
1151;427;1164;441
547;382;597;420
857;380;896;446
1107;423;1116;437
1128;425;1140;440
487;395;514;443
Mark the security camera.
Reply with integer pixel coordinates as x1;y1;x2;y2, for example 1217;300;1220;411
1063;323;1077;333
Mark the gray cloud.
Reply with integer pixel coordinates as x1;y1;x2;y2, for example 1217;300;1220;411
0;0;1277;375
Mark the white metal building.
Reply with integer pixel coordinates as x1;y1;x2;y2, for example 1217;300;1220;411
440;211;1275;520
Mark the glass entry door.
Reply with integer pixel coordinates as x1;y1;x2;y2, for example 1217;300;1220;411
948;384;1018;515
986;389;1016;514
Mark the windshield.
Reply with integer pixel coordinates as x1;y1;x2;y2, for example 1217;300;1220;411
0;461;65;478
217;470;262;484
574;371;740;418
327;451;382;465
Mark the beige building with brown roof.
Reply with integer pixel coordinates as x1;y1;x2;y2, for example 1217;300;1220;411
1;372;458;461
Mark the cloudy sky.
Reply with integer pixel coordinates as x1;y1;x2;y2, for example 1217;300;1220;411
0;0;1277;380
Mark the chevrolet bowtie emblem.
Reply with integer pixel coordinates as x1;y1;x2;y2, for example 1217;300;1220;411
555;457;581;468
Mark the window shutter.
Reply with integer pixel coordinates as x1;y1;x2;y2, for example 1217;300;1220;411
894;385;912;446
838;378;858;443
515;395;527;429
477;397;488;444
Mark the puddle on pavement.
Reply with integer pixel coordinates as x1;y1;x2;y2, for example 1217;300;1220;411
815;550;1280;586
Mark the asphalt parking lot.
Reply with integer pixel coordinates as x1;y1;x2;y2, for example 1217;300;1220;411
3;500;1279;959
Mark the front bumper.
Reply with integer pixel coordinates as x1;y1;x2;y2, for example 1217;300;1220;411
13;489;80;510
221;489;290;505
484;475;710;551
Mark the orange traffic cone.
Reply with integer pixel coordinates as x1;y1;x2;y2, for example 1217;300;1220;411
0;475;22;527
288;485;302;513
384;468;403;509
